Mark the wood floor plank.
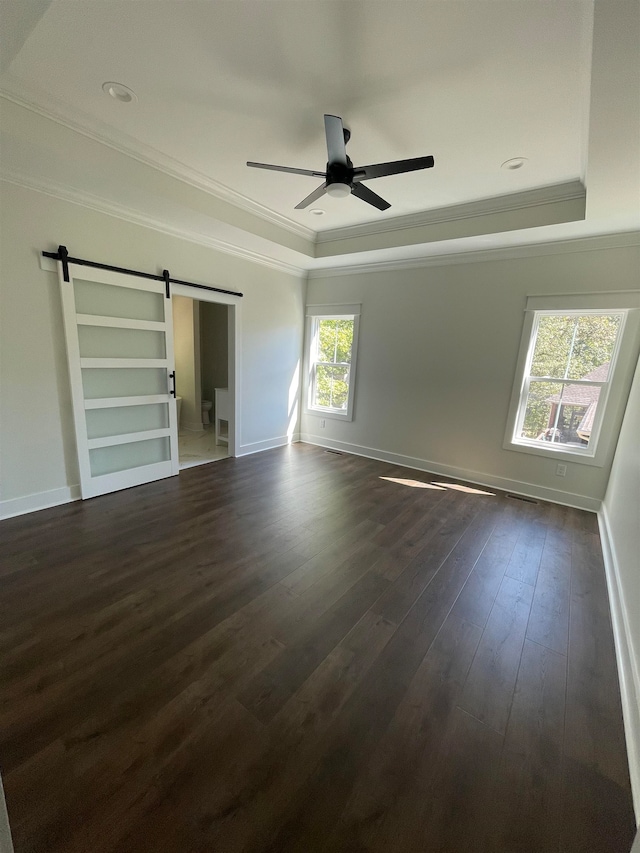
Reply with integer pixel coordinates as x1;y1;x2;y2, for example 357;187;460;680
412;706;504;853
370;487;465;582
88;698;265;853
560;758;636;853
1;534;329;770
566;529;629;784
525;518;572;654
119;610;398;853
246;506;503;851
371;482;448;547
560;526;635;853
485;638;567;852
458;573;534;734
504;507;546;586
270;542;385;646
0;445;633;852
4;593;291;850
450;498;523;627
333;612;483;852
279;519;382;595
371;494;491;624
237;564;389;722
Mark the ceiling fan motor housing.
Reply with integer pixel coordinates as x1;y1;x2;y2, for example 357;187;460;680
326;159;354;189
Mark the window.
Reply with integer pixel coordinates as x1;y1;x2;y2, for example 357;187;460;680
505;293;639;465
513;311;624;454
305;304;360;421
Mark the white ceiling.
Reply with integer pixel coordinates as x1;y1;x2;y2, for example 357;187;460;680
0;0;638;273
1;1;592;229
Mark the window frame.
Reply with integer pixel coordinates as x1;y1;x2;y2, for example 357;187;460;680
304;303;361;422
504;293;640;467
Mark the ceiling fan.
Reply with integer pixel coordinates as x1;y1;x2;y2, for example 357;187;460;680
247;114;434;211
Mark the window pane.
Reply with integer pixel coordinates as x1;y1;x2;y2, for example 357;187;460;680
75;279;164;321
530;314;622;381
530;315;577;378
82;367;167;398
314;364;350;410
566;315;621;380
521;380;600;448
78;325;166;359
86;403;169;439
89;437;170;477
317;319;353;364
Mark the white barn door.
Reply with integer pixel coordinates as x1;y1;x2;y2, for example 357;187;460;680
58;262;179;499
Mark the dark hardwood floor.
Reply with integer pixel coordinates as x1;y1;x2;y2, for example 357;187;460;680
0;444;635;852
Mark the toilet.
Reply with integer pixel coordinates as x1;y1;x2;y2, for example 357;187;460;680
201;399;213;426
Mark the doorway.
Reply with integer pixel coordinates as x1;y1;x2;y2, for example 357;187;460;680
171;284;240;467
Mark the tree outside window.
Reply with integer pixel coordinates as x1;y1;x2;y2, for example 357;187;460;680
313;319;353;410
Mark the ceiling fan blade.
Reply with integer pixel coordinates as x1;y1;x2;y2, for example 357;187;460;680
350;182;391;211
247;161;326;178
324;115;348;166
294;183;328;209
354;155;435;181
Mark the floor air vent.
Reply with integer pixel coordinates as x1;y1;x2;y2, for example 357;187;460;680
324;450;343;455
506;493;539;504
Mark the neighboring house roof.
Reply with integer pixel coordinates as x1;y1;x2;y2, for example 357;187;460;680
547;362;609;406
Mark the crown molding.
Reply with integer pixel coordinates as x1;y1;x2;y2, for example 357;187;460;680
307;230;640;278
4;167;638;283
0;86;316;243
0;86;590;256
1;169;307;279
315;181;586;245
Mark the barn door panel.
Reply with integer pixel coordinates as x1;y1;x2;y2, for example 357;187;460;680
59;263;179;499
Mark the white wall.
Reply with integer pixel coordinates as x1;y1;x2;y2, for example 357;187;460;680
303;244;640;509
172;294;201;431
601;354;640;821
0;181;305;517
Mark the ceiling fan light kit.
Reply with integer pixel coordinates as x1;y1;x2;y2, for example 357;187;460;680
326;182;351;199
247;114;434;211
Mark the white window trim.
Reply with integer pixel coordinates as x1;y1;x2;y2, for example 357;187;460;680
304;303;361;422
504;292;640;467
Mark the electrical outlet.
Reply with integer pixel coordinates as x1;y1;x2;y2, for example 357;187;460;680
556;463;567;477
320;419;326;429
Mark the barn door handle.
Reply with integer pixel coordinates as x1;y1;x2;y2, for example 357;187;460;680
169;371;176;397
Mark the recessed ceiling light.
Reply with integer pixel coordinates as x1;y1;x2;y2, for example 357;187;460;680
501;157;527;170
102;82;137;103
310;209;325;216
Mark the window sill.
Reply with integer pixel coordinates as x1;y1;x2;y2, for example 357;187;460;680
306;407;353;423
504;438;605;467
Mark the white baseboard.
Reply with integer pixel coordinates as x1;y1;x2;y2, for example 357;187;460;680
0;436;599;517
0;432;303;517
237;433;300;457
300;433;601;512
598;506;640;823
0;485;81;520
0;775;14;853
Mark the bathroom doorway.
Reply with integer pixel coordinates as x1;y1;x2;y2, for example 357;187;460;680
171;287;240;469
